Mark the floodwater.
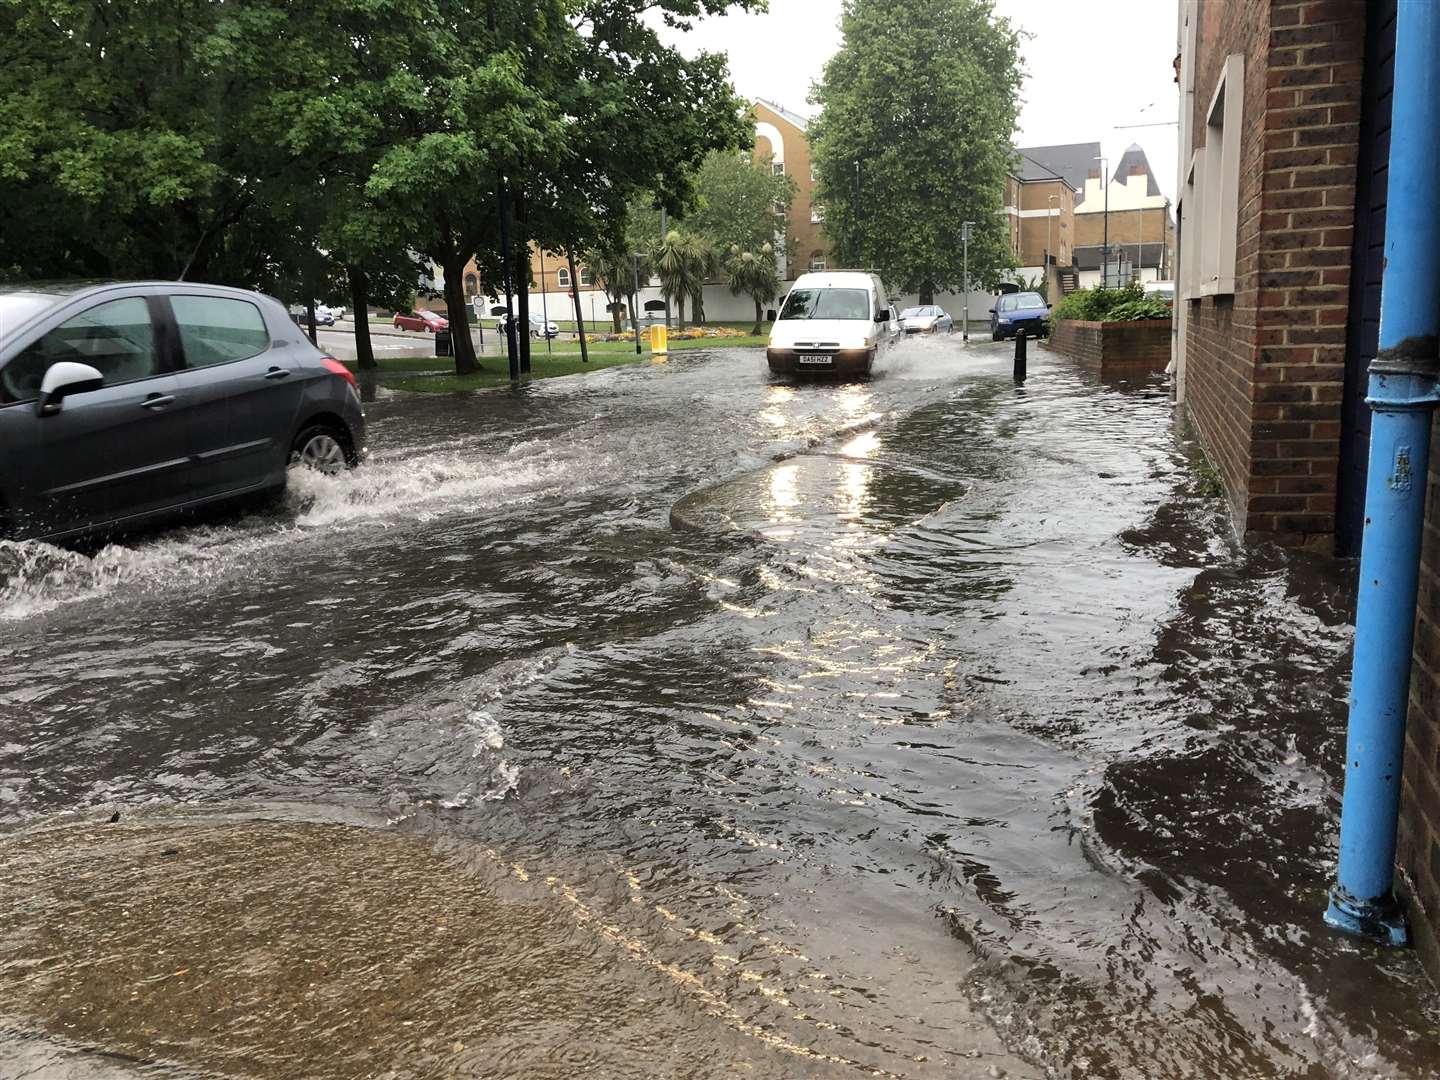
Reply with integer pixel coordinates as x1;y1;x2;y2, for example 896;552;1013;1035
1;340;1437;1079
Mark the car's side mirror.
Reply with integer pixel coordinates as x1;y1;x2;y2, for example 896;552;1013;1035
988;308;996;315
874;311;887;323
36;361;104;417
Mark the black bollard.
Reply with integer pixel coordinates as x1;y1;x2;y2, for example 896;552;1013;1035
1014;327;1027;384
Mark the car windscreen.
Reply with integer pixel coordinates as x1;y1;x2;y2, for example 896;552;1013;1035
899;307;924;319
779;288;870;321
0;294;62;347
1014;293;1046;310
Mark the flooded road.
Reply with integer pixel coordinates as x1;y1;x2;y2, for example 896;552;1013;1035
1;340;1437;1078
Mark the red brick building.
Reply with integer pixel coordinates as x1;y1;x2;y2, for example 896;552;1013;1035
1176;0;1440;980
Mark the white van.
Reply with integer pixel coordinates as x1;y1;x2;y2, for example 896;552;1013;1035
767;271;901;378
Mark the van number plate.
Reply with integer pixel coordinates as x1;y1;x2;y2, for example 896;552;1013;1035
798;354;833;365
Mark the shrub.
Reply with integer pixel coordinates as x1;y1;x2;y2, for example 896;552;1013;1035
1052;281;1170;323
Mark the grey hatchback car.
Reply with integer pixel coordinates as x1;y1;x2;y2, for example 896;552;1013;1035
0;281;366;542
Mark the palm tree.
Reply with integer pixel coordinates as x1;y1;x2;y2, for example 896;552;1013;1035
656;229;712;328
686;235;719;325
587;245;634;332
726;244;781;336
655;230;690;326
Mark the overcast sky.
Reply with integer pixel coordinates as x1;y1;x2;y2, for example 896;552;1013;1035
659;0;1180;201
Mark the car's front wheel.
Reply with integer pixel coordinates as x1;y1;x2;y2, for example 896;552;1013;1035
290;423;352;475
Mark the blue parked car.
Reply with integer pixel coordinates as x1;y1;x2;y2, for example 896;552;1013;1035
990;291;1050;340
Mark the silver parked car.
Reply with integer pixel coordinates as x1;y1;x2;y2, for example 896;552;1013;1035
899;305;954;334
0;281;366;542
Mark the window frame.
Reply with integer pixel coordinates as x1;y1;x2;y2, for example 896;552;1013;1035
557;267;571;289
0;293;171;405
1197;53;1243;298
167;294;272;370
578;266;592;287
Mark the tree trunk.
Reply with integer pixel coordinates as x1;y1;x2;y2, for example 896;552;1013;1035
305;298;318;346
752;297;763;337
919;282;934;306
349;265;376;371
567;250;589;364
676;293;687;328
691;287;705;325
611;297;623;333
443;256;478;375
516;242;532;374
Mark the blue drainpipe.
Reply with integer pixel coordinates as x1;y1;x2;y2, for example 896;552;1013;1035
1325;0;1440;947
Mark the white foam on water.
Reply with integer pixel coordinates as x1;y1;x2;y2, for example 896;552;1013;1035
0;444;604;622
438;709;520;808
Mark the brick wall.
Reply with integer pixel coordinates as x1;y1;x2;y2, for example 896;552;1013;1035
753;103;826;273
1049;318;1172;374
1074;207;1167;249
1404;440;1440;979
1183;0;1367;547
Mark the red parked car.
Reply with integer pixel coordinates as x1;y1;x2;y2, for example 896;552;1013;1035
393;309;448;333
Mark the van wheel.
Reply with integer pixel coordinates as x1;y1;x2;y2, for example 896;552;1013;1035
290;423;351;475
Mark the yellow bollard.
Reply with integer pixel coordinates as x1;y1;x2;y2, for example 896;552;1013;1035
649;324;668;356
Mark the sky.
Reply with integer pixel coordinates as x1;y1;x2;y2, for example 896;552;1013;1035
658;0;1180;201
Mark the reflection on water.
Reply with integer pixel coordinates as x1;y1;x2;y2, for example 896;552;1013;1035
0;340;1437;1078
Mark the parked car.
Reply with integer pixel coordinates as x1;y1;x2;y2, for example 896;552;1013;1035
393;309;448;333
496;312;560;340
313;307;337;327
0;281;366;543
1143;281;1176;308
899;305;954;335
990;292;1050;340
767;271;902;378
316;304;346;323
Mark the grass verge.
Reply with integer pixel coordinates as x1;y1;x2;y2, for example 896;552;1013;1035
345;336;765;392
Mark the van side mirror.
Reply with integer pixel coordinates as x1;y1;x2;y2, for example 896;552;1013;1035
874;310;888;323
36;361;104;417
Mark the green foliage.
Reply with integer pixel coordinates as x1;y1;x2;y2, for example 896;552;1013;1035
1052;282;1172;323
654;230;713;328
725;244;781;335
0;0;762;373
688;151;796;260
809;0;1023;297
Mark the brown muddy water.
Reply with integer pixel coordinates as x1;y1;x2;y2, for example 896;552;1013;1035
0;340;1436;1078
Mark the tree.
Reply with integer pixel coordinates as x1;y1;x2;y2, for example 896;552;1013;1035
809;0;1023;303
726;245;781;335
689;151;796;261
588;243;636;333
655;229;709;328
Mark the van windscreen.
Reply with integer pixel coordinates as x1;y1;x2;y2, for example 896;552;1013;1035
779;289;870;321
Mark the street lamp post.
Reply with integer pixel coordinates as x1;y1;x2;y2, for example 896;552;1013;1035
961;220;974;343
539;248;551;355
1046;194;1058;268
632;253;644;356
1095;155;1110;287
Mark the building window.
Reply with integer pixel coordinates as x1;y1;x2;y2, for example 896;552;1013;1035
809;253;826;272
464;274;479;297
579;267;592;287
811;206;824;224
772;161;785;176
557;267;571;288
1186;53;1243;299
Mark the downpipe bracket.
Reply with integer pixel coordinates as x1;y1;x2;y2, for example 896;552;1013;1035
1324;886;1409;947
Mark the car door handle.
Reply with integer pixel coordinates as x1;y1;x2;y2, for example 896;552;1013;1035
140;394;176;410
264;367;291;380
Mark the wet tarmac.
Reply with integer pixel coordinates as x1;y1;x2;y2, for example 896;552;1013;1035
1;339;1437;1078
